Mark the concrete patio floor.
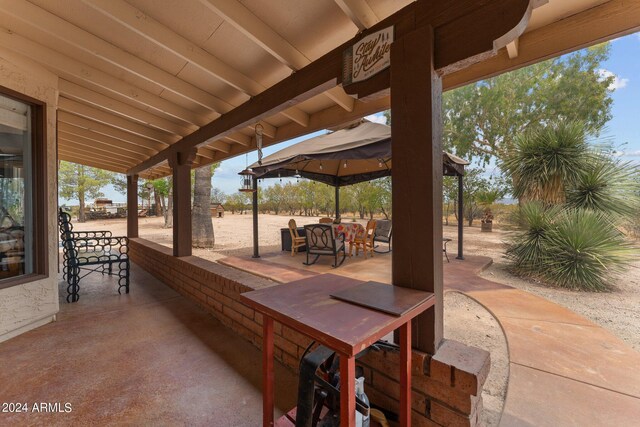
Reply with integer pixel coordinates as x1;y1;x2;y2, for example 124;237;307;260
0;265;298;426
220;250;640;426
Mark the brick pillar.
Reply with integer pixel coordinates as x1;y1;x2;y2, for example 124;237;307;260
169;149;197;257
126;174;139;238
391;25;443;354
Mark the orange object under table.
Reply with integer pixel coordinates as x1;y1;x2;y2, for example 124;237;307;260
240;273;435;427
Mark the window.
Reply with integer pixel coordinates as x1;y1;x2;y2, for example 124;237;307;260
0;88;46;286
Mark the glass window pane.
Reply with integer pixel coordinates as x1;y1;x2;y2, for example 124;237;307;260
0;93;32;280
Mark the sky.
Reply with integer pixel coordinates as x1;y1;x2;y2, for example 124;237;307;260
64;32;640;204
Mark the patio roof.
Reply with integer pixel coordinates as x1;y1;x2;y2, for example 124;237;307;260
249;120;469;186
0;1;635;179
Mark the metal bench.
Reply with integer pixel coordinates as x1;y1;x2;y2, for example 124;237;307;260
58;208;130;302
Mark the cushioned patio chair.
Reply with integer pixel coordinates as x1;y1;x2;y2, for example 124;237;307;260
288;218;306;256
303;223;346;268
373;219;392;253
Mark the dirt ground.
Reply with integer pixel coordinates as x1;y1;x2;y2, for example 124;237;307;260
73;213;639;426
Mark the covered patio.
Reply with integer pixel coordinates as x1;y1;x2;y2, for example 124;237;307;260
1;0;639;426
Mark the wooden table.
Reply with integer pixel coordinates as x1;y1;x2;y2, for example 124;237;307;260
240;273;435;427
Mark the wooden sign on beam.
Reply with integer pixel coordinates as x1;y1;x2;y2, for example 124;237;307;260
343;26;394;86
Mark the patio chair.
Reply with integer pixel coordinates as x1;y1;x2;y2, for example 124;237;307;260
350;219;377;258
373;219;392;253
288;219;306;257
443;238;452;263
319;217;333;224
58;208;130;303
303;223;346;268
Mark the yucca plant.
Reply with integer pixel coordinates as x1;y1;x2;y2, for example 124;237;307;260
566;155;640;219
502;121;592;205
543;209;635;291
505;202;557;275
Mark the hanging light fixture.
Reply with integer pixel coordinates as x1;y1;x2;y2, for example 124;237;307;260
238;169;256;192
343;160;348;169
378;159;383;168
319;161;323;171
255;123;264;165
238;153;256;192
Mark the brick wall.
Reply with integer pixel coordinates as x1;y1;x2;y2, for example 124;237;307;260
130;238;489;426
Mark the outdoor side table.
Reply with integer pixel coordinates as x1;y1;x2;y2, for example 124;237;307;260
240;273;435;427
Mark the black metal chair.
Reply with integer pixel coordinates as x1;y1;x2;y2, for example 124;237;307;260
58;208;130;302
303;224;346;268
373;219;392;253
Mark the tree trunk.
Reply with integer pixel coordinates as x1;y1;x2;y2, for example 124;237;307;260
78;189;86;222
154;190;163;216
192;166;214;248
164;188;173;228
78;165;86;222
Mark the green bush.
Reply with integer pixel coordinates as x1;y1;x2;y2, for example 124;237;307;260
506;202;557;275
506;203;635;291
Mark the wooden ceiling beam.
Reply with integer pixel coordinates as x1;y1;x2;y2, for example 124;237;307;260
58;156;128;174
59;97;178;145
506;38;519;59
129;0;533;176
58;122;158;157
443;0;640;89
198;0;356;112
147;96;390;178
196;147;217;160
58;132;148;161
205;140;231;154
82;0;309;128
0;25;206;127
0;0;231;115
58;150;131;172
59;111;167;152
59;137;146;163
224;132;251;146
59;80;194;136
334;0;379;31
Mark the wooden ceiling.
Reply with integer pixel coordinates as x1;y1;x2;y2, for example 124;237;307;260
0;0;637;179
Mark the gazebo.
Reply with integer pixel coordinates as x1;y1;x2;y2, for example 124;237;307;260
246;120;469;259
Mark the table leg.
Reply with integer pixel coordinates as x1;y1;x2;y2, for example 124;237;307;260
340;354;356;426
400;321;412;427
263;317;274;427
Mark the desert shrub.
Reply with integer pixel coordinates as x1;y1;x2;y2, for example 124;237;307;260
506;202;557;275
565;155;639;218
503;121;639;291
543;209;634;291
507;204;634;291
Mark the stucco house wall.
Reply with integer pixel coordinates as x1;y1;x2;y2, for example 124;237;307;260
0;48;59;342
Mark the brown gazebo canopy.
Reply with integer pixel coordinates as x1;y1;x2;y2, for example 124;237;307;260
247;120;469;259
250;121;467;186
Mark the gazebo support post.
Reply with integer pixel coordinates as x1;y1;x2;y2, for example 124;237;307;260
335;184;340;218
252;176;260;258
456;174;464;260
126;174;139;238
391;25;442;354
